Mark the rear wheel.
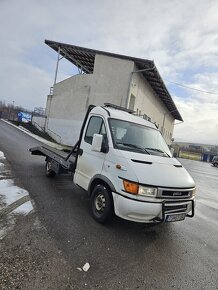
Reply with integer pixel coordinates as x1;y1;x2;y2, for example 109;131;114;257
45;159;56;178
90;184;114;224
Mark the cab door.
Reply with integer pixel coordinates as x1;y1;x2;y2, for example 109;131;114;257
74;115;108;190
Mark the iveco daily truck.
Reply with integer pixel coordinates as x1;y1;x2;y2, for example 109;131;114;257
30;104;196;224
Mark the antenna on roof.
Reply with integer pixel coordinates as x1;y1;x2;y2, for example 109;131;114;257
104;103;135;114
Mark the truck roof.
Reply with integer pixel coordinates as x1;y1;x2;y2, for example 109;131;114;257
90;106;157;129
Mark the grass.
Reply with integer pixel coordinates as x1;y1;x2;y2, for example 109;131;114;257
179;151;202;161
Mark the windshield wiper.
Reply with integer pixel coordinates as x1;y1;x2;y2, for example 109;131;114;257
117;142;150;154
145;147;170;157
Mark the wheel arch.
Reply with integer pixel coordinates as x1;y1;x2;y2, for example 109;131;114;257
88;174;116;197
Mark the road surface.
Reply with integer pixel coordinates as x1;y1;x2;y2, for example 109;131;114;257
0;120;217;289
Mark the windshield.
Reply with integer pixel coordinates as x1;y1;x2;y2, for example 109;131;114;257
109;119;172;157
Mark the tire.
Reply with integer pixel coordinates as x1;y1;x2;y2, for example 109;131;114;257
45;160;56;178
90;184;114;224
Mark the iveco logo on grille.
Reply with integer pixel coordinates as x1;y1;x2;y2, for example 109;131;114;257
173;192;182;196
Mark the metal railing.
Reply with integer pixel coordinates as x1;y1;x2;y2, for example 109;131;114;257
46;127;62;144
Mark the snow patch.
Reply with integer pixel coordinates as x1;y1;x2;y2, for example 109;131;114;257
12;200;34;215
0;151;6;159
0;179;28;210
0;149;34;240
0;155;33;212
0;151;5;168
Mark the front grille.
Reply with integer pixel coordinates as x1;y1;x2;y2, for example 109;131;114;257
162;190;191;198
157;187;193;199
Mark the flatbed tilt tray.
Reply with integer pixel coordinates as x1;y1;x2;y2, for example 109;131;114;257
29;145;78;176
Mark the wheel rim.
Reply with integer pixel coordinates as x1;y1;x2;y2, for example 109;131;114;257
95;193;106;212
47;161;52;171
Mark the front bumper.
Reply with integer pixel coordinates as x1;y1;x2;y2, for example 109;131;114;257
112;192;195;223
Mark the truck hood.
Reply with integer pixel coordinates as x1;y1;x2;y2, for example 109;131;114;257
119;150;195;188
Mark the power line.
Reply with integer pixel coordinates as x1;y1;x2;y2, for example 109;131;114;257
164;80;218;96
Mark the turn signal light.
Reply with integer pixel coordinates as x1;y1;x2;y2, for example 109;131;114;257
123;180;138;195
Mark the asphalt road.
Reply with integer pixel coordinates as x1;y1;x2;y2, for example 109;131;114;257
0;120;218;290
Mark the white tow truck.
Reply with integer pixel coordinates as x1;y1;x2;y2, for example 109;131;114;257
30;104;196;224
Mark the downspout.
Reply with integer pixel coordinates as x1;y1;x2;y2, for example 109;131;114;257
45;46;61;138
125;64;156;109
54;46;61;86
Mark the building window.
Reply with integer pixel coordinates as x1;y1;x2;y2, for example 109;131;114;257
143;114;148;120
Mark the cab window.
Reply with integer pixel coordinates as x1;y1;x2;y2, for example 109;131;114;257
85;116;107;145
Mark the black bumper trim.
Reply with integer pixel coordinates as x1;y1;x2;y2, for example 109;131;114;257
159;199;195;222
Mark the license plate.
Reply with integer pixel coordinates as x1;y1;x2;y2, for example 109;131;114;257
165;213;186;222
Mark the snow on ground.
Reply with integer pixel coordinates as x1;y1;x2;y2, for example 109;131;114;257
12;201;34;215
0;179;29;210
0;150;34;239
0;151;5;159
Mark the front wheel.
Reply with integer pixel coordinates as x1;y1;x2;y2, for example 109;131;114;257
45;160;56;178
90;184;114;224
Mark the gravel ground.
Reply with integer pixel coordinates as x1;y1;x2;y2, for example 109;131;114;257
0;213;77;290
0;146;90;290
0;148;73;289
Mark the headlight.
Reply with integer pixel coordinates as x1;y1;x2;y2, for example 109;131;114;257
191;188;196;197
123;180;157;197
138;185;157;197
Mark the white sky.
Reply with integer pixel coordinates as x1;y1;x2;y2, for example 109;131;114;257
0;0;218;144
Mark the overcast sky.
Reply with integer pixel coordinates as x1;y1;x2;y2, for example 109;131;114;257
0;0;218;144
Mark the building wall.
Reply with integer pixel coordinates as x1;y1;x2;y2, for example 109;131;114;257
45;54;175;145
46;74;93;145
45;55;134;145
127;65;174;144
89;54;134;107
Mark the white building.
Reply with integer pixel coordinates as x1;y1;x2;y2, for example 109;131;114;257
44;40;182;146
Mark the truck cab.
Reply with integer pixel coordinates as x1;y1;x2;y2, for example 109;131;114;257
73;105;196;224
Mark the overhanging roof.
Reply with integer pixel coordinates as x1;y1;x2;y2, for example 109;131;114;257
45;39;183;121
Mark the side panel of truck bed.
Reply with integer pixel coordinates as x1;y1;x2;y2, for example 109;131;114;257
29;146;76;171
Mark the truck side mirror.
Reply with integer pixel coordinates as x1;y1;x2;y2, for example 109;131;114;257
91;134;109;153
91;134;103;152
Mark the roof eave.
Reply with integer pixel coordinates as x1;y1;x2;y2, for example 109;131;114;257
45;39;183;121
